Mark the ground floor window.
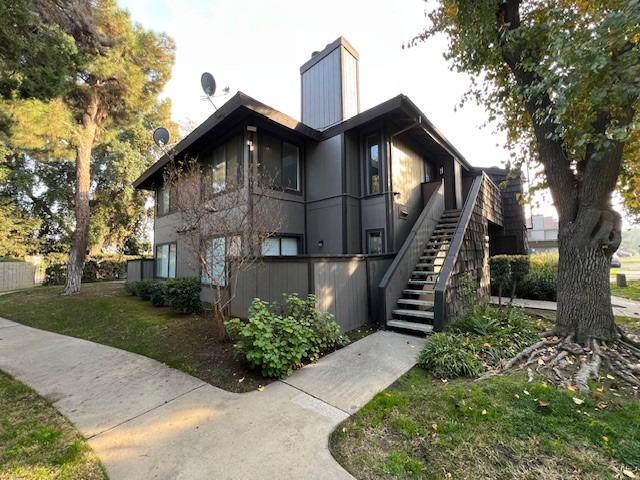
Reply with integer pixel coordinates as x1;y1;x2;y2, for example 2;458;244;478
367;230;384;254
261;236;299;256
202;235;241;286
156;243;176;278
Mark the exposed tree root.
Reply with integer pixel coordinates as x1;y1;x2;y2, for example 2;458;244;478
479;331;640;393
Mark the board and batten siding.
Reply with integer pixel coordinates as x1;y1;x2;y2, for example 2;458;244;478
0;262;40;292
313;259;368;332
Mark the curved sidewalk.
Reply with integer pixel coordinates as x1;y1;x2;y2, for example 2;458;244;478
0;317;423;480
490;295;640;318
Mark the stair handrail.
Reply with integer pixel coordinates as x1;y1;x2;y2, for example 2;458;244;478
433;173;492;329
379;179;445;323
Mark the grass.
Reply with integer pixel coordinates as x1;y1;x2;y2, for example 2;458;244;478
0;371;106;480
611;280;640;301
0;282;269;392
330;313;640;480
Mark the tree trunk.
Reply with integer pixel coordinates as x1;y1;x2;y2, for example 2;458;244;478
554;212;619;344
63;90;99;295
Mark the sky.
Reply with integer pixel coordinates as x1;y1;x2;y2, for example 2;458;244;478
118;0;556;217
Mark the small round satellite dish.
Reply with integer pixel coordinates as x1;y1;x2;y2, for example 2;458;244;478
201;72;216;97
153;127;170;147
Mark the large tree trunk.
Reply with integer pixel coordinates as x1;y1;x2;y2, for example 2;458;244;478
554;207;621;344
63;90;99;295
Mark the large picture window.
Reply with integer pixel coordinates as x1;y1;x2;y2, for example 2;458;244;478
201;235;241;286
208;134;243;194
366;134;381;194
259;133;300;192
156;243;176;278
261;236;300;256
156;186;170;216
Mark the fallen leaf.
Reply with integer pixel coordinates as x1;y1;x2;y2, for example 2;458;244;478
596;402;608;410
238;377;245;383
257;386;265;392
596;386;605;393
537;358;545;366
567;385;577;392
514;394;520;399
523;389;530;396
481;409;487;415
537;400;549;408
623;470;637;479
602;436;609;442
342;427;346;433
572;397;584;405
432;423;438;430
607;374;615;380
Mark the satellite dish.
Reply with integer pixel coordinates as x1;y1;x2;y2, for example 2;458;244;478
201;72;216;97
153;127;170;148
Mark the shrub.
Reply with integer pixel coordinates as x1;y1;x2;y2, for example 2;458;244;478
417;333;483;378
516;252;557;301
149;282;167;307
226;295;348;378
124;281;139;296
165;277;202;314
43;254;130;285
489;255;511;303
135;280;159;301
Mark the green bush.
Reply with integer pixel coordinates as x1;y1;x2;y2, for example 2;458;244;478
149;282;167;307
516;252;557;301
43;254;131;285
489;255;512;303
124;281;139;296
165;277;202;314
417;333;483;378
135;280;159;301
226;295;348;378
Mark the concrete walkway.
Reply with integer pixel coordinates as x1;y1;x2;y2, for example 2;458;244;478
0;317;423;480
490;295;640;318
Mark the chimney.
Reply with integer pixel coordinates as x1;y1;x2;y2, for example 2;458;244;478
300;37;360;130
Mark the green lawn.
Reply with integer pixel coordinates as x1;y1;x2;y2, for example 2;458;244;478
611;280;640;301
0;371;106;480
0;282;269;392
331;313;640;480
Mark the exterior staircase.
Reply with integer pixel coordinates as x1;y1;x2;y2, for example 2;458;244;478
386;209;462;334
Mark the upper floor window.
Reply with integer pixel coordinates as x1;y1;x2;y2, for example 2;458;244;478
157;186;170;216
366;134;381;194
261;236;300;256
156;242;176;278
259;133;300;192
209;134;243;194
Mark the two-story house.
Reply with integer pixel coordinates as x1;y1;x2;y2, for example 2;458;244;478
132;37;527;334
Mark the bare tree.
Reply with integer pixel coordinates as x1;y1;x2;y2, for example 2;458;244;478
165;159;282;340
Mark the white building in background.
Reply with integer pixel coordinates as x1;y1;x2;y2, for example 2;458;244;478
527;214;558;252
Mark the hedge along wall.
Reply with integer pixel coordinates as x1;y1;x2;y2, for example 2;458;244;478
489;252;558;301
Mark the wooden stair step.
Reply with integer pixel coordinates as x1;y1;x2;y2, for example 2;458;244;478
402;289;431;295
387;319;434;333
397;298;434;308
392;309;435;319
408;279;436;285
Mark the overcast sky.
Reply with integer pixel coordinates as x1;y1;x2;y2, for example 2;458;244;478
119;0;562;217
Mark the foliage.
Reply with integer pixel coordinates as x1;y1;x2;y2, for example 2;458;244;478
124;281;138;296
417;333;484;378
134;280;159;301
0;371;107;480
516;252;558;301
0;0;177;259
418;305;541;378
489;255;511;302
43;255;128;285
490;254;531;302
0;283;268;392
149;282;167;307
165;278;202;314
226;295;348;378
0;200;41;258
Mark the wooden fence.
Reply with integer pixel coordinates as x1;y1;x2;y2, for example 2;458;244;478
0;261;44;292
